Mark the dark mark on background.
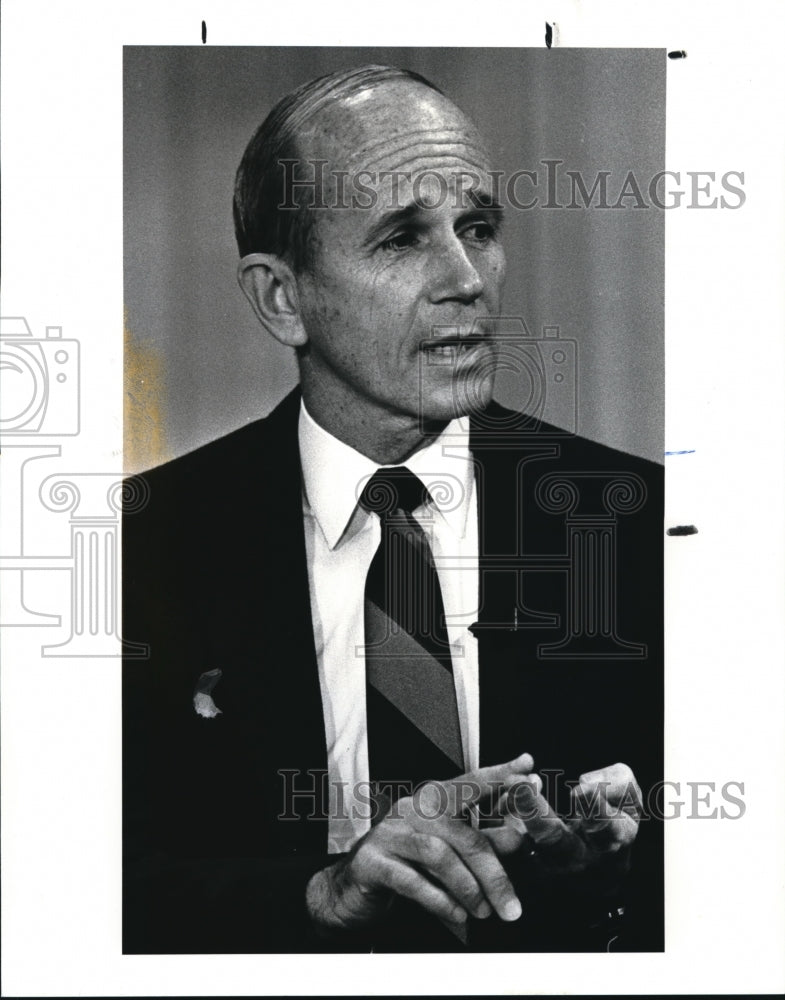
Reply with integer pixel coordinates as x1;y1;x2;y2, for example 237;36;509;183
668;50;687;59
545;23;553;49
201;20;206;44
665;449;696;456
667;525;698;536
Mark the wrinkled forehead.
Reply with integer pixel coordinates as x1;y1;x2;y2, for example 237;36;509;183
297;79;495;183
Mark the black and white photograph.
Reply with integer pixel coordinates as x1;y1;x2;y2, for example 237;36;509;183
122;47;665;955
2;2;784;995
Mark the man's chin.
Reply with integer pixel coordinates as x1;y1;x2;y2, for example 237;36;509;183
418;372;497;426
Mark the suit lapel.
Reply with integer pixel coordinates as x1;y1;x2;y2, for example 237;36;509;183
257;391;330;851
203;388;328;854
470;408;565;767
469;407;663;796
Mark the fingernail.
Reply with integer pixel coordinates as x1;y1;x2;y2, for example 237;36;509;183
476;900;492;919
502;898;522;921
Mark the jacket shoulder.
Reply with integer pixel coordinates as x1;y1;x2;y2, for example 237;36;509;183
124;387;301;519
474;401;663;476
131;388;299;485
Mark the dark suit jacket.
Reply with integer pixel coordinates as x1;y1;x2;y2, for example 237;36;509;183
123;388;663;953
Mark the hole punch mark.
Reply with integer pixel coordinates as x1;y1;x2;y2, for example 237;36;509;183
668;50;687;59
545;23;553;49
201;20;206;44
667;525;698;536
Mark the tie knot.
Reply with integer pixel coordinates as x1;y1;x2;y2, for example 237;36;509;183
359;467;429;516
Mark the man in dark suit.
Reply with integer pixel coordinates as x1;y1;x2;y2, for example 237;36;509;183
123;64;663;953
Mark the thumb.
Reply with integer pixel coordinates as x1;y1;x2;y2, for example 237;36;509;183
483;792;528;856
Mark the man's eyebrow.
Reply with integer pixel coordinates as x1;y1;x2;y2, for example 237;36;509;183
466;191;504;218
466;190;504;215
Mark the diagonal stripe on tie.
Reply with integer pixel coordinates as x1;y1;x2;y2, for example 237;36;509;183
364;598;463;768
361;467;465;797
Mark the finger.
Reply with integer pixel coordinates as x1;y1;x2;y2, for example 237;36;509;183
509;777;591;868
577;762;643;819
472;751;535;787
429;817;522;921
573;787;639;852
447;752;534;812
368;854;469;926
482;803;528;856
509;778;568;846
400;833;494;919
503;770;542;797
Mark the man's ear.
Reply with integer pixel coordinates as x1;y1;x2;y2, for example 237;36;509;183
237;253;308;348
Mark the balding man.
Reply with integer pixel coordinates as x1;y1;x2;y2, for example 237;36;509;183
123;65;663;953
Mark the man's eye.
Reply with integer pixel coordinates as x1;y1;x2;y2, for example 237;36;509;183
461;221;498;243
380;230;419;252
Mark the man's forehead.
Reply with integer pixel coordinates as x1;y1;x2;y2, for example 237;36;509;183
297;78;493;177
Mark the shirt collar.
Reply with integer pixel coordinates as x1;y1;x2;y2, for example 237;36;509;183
298;399;474;551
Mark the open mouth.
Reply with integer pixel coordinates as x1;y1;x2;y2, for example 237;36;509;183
421;335;488;360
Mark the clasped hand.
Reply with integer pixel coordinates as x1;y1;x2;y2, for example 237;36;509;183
305;755;642;934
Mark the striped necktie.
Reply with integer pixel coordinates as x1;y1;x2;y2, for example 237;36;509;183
360;467;464;811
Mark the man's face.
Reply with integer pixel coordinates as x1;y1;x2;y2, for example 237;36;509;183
291;80;506;437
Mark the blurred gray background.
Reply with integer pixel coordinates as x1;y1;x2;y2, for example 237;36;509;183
124;47;664;471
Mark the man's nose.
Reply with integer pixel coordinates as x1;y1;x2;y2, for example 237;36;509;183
428;236;484;304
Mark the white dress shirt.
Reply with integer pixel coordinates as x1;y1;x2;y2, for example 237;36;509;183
298;400;480;854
